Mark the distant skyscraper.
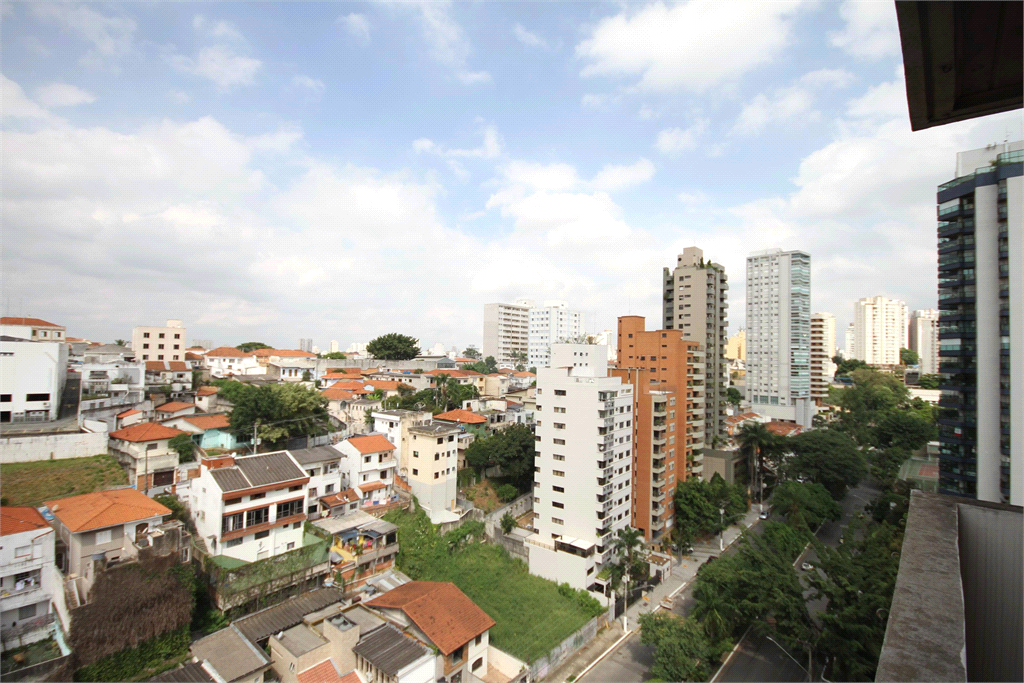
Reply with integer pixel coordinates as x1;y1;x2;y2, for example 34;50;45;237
810;313;836;406
745;248;814;427
132;319;186;362
936;140;1022;505
843;323;855;360
909;310;939;374
527;300;583;368
853;296;908;366
725;330;746;361
330;339;339;354
191;339;214;350
482;301;529;368
662;247;729;438
299;338;313;353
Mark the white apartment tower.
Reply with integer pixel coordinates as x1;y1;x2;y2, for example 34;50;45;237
482;301;529;368
745;249;814;427
853;296;909;366
527;300;583;368
132;319;186;362
909;309;940;374
662;247;729;438
843;323;856;360
810;313;837;405
528;344;633;592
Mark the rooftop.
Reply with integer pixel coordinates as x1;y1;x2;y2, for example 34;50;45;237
205;346;254;358
234;588;346;645
149;661;216;683
0;316;63;328
350;623;431;676
156;401;195;413
181;414;231;431
208;451;306;492
0;506;51;536
345;434;396;454
274;623;327;657
191;625;271;682
290;444;344;466
433;409;487;425
408;422;462;436
45;488;171;533
109;421;187;442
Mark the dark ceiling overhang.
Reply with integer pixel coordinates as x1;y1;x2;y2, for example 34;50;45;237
896;1;1023;131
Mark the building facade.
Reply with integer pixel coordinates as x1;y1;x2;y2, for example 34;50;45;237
613;316;705;543
810;312;837;406
0;507;61;644
910;309;940;375
132;319;187;362
528;344;633;592
662;247;729;439
853;296;909;366
527;300;583;369
744;248;814;427
725;330;746;361
0;317;66;343
936;141;1022;505
0;337;68;423
482;302;529;368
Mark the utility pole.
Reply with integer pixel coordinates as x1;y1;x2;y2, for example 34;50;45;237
253;419;260;454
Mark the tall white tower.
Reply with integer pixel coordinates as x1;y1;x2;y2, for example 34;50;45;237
909;309;939;374
527;300;583;368
853;296;908;365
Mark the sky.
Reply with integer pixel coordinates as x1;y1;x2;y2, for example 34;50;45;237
3;1;1022;352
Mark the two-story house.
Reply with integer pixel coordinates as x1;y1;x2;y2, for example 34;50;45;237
162;413;244;451
195;386;233;414
364;581;496;683
203;347;262;378
289;445;347;519
191;452;309;563
0;507;64;649
43;489;172;598
108;422;187;494
154;401;197;421
371;409;433;479
145;361;193;392
336;436;397;509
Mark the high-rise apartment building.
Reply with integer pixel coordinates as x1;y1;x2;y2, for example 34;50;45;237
482;302;529;368
936;141;1022;505
843;323;855;359
527;300;583;368
662;247;728;439
299;338;313;353
132;319;186;362
909;309;940;374
810;313;836;406
528;344;633;591
745;249;814;427
725;330;746;361
613;316;705;543
853;296;908;366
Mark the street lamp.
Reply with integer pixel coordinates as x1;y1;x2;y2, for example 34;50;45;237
719;507;725;551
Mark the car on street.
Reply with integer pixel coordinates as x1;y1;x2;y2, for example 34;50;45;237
801;562;814;571
759;511;769;519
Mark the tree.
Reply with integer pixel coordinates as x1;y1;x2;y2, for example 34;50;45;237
786;430;866;500
114;338;128;347
236;342;272;353
868;446;910;489
462;346;481;360
366;333;420;360
227;382;330;449
320;352;347;359
833;356;870;377
168;433;196;463
612;527;647;609
738;422;775;508
900;347;919;366
496;484;518;502
638;612;711;682
462;425;536;491
726;387;742;406
918;374;941;390
770;481;842;530
500;512;516;534
510;350;528;371
875;410;935;452
483;356;499;374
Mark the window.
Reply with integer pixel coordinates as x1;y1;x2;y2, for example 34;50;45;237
554;389;566;396
158;333;165;338
552;517;564;525
413;451;419;458
552;485;564;492
287;542;295;550
158;344;164;349
325;483;335;494
289;485;302;492
0;394;9;402
143;343;149;349
143;332;150;338
276;500;303;518
254;530;270;539
250;492;265;500
154;470;173;487
472;658;484;672
26;393;50;402
95;529;112;545
553;470;565;477
15;545;31;558
245;508;269;527
364;456;372;463
554;423;565;429
226;538;243;548
157;355;163;360
435;453;440;460
553;438;565;445
174;333;180;339
552;501;564;509
553;406;566;413
18;604;37;620
412;468;419;476
293;521;302;529
222;513;243;533
146;443;158;451
309;487;318;498
553;454;565;461
434;472;439;479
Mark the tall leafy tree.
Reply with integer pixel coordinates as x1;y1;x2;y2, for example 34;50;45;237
875;410;935;451
785;430;865;500
899;347;919;366
366;333;421;360
638;612;711;682
236;342;272;353
227;382;329;448
738;421;774;505
462;346;481;360
770;481;842;530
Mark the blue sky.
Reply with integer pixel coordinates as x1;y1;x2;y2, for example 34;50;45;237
3;1;1021;352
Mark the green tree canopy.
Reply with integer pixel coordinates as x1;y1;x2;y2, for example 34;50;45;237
226;382;330;448
366;333;420;360
832;356;870;377
770;481;842;530
114;338;128;347
875;410;936;452
674;475;746;541
236;342;272;353
725;387;743;406
462;424;536;491
785;430;866;500
638;612;711;683
918;374;941;390
462;347;481;359
320;351;347;359
168;433;196;463
900;347;919;366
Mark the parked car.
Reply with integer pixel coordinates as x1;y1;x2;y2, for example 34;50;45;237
759;511;770;520
801;562;814;571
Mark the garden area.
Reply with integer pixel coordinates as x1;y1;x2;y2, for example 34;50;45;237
0;455;127;507
384;505;605;663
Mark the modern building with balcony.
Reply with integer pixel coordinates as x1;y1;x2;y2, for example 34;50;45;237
527;300;583;369
482;301;530;368
613;316;705;543
810;312;837;406
337;435;398;508
0;507;67;651
936;141;1022;504
853;296;909;366
910;309;940;375
131;319;186;363
663;247;729;439
529;344;633;592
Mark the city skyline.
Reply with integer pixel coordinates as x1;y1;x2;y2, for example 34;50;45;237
3;1;1022;350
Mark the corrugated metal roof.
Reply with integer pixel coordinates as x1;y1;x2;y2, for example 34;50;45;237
210;468;250;493
234;588;346;645
149;661;215;683
191;625;270;682
291;445;345;466
235;452;306;487
351;623;431;675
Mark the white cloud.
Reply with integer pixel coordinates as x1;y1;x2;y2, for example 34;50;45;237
500;161;579;191
418;1;469;66
166;45;262;90
338;13;370;42
676;190;708;207
576;0;808;92
638;105;658;120
422;125;502;160
457;71;491;85
591;159;655;191
168;89;191;103
292;75;325;93
830;0;901;59
210;21;243;41
847;68;908;121
31;3;136;67
34;82;96;107
581;94;608;108
655;120;708;155
513;23;545;47
412;138;436;153
732;88;814;135
1;75;59;121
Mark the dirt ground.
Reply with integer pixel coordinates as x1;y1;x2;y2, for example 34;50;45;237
462;479;502;513
515;510;535;530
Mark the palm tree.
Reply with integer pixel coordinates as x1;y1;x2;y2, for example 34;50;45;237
738;422;774;512
612;527;646;611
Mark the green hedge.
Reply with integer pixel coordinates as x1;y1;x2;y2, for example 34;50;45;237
74;625;189;682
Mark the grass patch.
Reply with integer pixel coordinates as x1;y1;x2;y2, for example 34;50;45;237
385;506;604;663
0;455;128;507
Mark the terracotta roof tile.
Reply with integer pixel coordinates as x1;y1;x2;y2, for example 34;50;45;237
513;371;535;377
185;352;203;361
252;348;317;358
156;401;195;413
45;489;171;533
205;346;254;358
433;409;488;425
296;660;347;683
146;361;190;372
345;434;396;454
327;380;367;391
0;506;51;536
365;380;403;391
182;414;231;431
766;421;803;437
321;388;357;401
196;386;219;396
0;317;62;328
357;481;387;493
320;489;360;507
110;421;186;442
366;581;495;655
116;408;141;418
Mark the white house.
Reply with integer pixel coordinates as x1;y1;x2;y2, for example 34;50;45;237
371;409;433;478
191;451;309;563
0;336;68;423
80;360;146;402
146;361;193;392
0;317;66;343
0;507;65;650
203;347;262;378
336;435;397;508
289;445;347;519
108;422;187;494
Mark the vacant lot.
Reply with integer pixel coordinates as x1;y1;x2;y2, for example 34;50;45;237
385;507;604;663
0;455;128;506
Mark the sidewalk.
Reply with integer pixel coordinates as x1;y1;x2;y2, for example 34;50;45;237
547;507;762;682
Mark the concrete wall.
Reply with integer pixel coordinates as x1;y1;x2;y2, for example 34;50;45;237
0;431;109;463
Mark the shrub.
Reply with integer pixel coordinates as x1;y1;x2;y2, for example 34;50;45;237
496;484;518;502
500;512;516;535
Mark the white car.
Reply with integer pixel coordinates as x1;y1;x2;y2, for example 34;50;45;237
759;511;770;520
801;562;814;571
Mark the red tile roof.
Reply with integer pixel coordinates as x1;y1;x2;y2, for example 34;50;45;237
366;581;495;655
321;388;357;401
0;317;63;328
205;346;254;358
182;414;231;431
327;380;367;391
357;481;387;493
766;421;803;437
296;660;348;683
323;371;363;379
45;489;171;533
252;348;317;358
345;434;396;454
320;489;360;507
0;506;51;537
146;361;190;372
425;369;469;377
365;380;403;391
434;409;487;425
155;401;195;413
196;386;219;396
110;421;187;442
185;352;203;361
116;408;141;418
513;371;535;377
724;412;760;425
